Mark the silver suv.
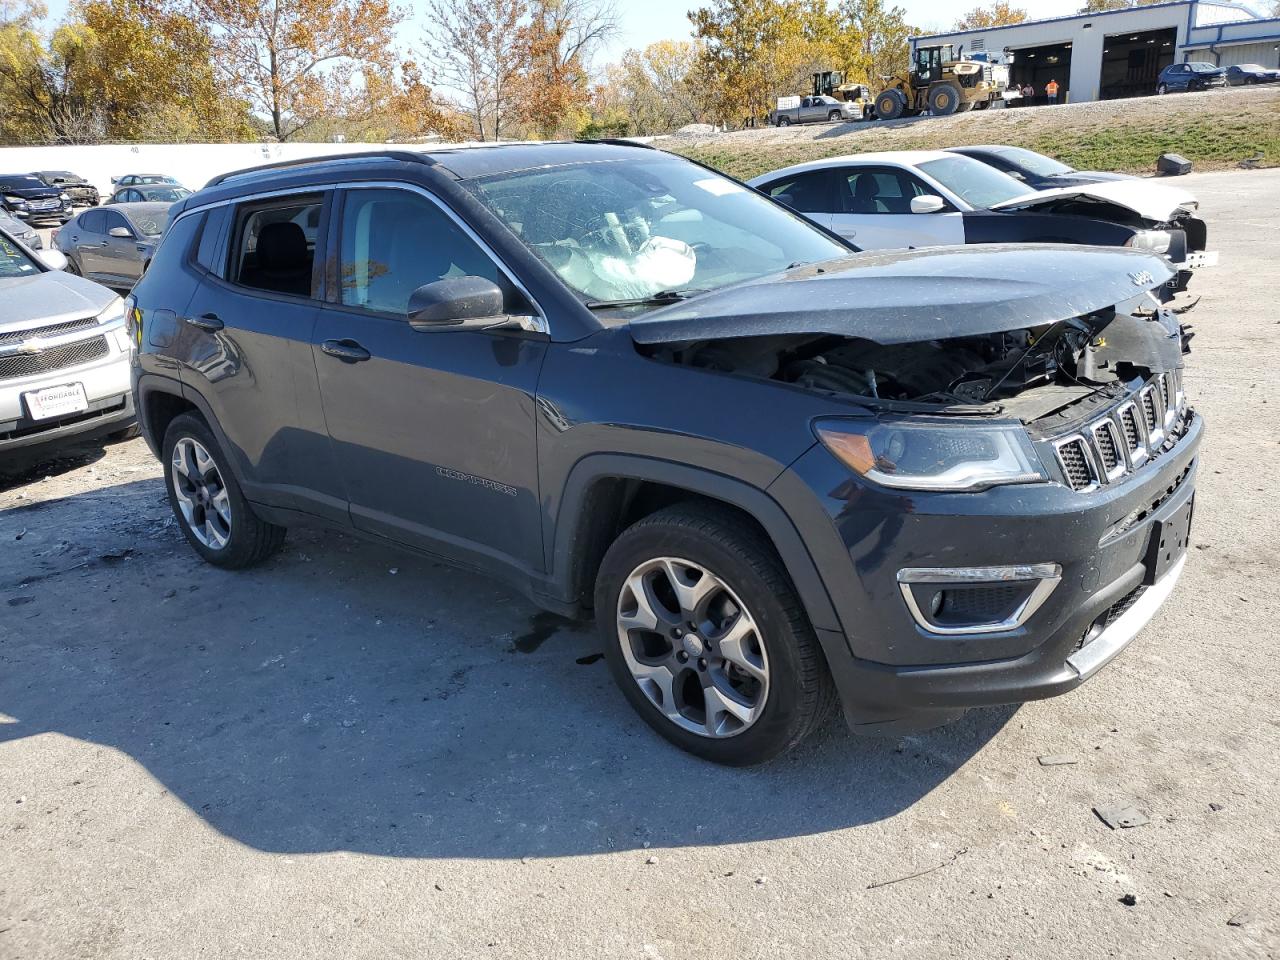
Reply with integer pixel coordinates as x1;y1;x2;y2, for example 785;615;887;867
1;229;136;453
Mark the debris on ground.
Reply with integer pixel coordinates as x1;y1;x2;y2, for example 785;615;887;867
1093;804;1150;830
867;850;968;889
1209;802;1225;812
1038;754;1078;766
1119;893;1138;907
1227;910;1254;928
7;596;35;606
645;856;658;865
575;653;604;665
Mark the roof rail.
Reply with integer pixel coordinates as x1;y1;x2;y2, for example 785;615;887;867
204;149;435;188
573;137;657;150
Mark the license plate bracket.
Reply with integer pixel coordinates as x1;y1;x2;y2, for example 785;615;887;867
23;382;89;421
1144;495;1194;585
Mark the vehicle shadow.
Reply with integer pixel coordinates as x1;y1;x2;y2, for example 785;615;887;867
0;477;1016;860
0;436;113;492
812;115;931;141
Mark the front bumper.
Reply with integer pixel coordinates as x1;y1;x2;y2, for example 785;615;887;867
780;407;1202;733
1;341;134;452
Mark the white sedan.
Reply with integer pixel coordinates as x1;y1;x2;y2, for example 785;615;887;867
747;150;1217;279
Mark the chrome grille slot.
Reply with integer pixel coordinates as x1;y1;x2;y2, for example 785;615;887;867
0;317;99;345
1090;419;1126;481
1053;436;1096;491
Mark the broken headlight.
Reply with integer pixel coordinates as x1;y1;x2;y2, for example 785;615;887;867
1126;230;1172;255
815;418;1048;492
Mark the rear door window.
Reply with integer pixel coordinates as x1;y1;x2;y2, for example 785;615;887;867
229;195;324;298
80;209;106;233
760;171;832;213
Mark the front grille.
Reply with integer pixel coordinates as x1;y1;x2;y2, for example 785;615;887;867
936;583;1023;623
0;336;109;381
0;317;100;345
1074;585;1148;653
1051;373;1189;492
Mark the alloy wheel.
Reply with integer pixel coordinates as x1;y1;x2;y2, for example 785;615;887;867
615;556;770;738
170;437;232;549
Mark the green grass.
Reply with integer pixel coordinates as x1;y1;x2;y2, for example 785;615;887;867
667;88;1280;180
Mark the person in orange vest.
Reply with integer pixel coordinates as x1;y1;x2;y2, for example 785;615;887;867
1046;78;1060;104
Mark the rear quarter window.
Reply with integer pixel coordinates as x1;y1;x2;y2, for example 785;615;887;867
142;211;203;276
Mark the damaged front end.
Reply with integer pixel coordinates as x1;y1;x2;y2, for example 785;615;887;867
632;245;1195;493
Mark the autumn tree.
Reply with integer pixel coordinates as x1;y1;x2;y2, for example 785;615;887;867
423;0;526;140
189;0;405;141
1077;0;1162;10
954;1;1027;30
690;0;834;126
834;0;915;87
519;0;618;138
612;40;712;134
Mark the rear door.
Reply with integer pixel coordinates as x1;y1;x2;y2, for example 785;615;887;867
829;165;966;249
755;169;835;231
176;191;344;523
311;184;548;576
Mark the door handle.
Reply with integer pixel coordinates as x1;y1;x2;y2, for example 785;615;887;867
186;313;224;332
321;339;371;363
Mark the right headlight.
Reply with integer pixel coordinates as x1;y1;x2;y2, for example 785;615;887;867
815;418;1048;492
1127;230;1172;255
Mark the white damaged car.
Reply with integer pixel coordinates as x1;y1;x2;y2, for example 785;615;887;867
749;150;1217;305
0;227;136;455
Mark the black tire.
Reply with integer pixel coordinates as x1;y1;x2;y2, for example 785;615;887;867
64;256;82;276
928;83;961;115
594;504;835;765
776;116;790;126
1157;84;1168;95
875;89;906;121
827;110;841;122
972;99;990;111
109;423;142;442
162;412;285;568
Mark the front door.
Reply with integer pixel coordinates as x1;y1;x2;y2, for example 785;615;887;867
829;165;966;249
98;209;144;286
312;185;548;577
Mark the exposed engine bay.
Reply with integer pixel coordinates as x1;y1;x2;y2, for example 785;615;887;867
643;306;1192;428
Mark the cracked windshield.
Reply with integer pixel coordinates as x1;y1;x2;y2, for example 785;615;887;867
465;158;847;305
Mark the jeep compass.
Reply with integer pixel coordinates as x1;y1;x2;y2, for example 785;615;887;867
128;144;1201;764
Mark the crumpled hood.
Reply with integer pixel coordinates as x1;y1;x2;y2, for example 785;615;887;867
628;244;1173;346
0;270;118;328
991;179;1196;221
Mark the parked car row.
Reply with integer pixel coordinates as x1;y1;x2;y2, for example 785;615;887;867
108;142;1203;765
0;170;189;223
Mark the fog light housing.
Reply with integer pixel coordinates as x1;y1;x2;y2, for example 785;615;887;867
897;563;1062;635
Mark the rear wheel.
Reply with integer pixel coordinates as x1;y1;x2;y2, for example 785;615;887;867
1157;83;1169;95
162;413;286;568
928;82;962;115
874;88;907;121
595;505;834;765
64;256;82;276
776;116;790;126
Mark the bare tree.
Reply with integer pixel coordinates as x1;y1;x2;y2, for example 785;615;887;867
423;0;527;141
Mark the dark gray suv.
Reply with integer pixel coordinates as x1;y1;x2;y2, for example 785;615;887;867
128;144;1201;764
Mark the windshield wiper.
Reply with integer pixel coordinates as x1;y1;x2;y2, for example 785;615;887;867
583;289;699;310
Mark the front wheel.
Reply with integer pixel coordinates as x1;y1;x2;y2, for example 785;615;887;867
595;505;834;765
162;413;285;568
1157;84;1169;95
827;110;842;122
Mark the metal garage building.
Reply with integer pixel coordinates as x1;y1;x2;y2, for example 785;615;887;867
911;0;1280;103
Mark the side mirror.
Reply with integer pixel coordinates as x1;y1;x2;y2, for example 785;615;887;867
38;249;68;271
408;276;505;329
108;226;133;238
910;195;946;214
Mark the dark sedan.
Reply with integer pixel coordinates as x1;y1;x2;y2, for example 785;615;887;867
0;173;73;224
1226;63;1280;86
946;145;1135;190
1156;61;1227;94
54;202;171;290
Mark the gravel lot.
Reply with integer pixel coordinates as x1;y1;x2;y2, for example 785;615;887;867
2;169;1278;959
